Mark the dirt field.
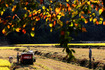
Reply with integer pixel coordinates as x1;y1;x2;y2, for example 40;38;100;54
0;49;89;70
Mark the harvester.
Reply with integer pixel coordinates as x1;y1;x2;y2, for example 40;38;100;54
20;50;36;64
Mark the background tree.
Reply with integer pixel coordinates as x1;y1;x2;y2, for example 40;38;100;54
0;0;105;60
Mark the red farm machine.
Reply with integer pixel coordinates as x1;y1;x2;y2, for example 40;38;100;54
20;50;36;64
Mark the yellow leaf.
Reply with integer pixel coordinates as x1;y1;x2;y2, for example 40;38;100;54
89;18;93;22
49;23;53;27
92;13;95;16
16;28;21;32
99;21;102;24
99;9;103;15
66;0;69;2
93;18;97;23
42;6;45;9
55;8;60;14
31;32;35;37
85;20;88;24
87;1;90;5
69;22;73;27
50;28;53;32
12;8;15;12
100;18;103;21
24;7;27;10
57;15;61;20
1;11;4;16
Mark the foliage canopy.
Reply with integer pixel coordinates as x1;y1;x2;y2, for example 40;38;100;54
0;0;105;60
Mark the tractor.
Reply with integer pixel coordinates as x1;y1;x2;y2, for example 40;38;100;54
20;50;36;64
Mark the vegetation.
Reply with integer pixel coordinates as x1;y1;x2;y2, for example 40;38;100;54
0;0;105;60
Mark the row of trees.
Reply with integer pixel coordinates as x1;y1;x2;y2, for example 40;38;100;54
0;0;105;60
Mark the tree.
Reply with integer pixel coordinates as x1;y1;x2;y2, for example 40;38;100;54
0;0;105;60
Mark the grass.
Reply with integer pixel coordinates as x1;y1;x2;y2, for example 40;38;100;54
15;43;105;47
0;47;25;50
0;59;11;70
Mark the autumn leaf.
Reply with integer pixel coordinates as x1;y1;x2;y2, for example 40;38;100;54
1;11;4;16
22;29;26;34
96;21;99;25
103;21;105;25
99;8;103;15
25;2;28;5
61;31;65;35
5;4;8;7
69;22;73;27
23;24;26;28
2;29;6;34
16;28;21;32
30;32;35;37
75;23;78;27
93;18;97;23
82;27;87;32
42;6;45;9
50;28;53;32
53;21;56;26
49;23;53;27
55;8;61;14
7;25;10;29
32;27;35;31
66;0;69;2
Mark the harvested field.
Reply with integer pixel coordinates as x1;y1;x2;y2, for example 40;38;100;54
0;48;90;70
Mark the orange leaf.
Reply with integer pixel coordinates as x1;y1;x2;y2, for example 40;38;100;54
23;24;26;28
25;2;28;5
28;14;32;17
82;27;87;32
103;21;105;25
32;27;35;31
66;3;70;7
91;4;94;8
95;7;98;11
96;21;99;25
5;4;8;7
12;8;15;12
44;15;47;19
53;21;56;26
2;29;6;34
81;15;84;18
75;23;78;27
13;16;15;19
7;25;10;29
68;7;71;11
9;23;12;25
72;4;76;7
22;29;26;34
66;21;69;24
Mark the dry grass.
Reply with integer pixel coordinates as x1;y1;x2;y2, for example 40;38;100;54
30;47;105;63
